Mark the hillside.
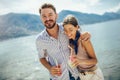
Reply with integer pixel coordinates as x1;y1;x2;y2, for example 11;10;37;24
0;10;120;41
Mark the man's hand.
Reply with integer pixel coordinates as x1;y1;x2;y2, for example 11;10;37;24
80;32;91;41
49;65;62;76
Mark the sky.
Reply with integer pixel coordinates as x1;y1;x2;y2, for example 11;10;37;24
0;0;120;15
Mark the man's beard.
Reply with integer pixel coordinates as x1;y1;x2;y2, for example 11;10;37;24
44;20;56;29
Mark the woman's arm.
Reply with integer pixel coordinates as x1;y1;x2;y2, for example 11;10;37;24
79;40;98;65
71;40;98;67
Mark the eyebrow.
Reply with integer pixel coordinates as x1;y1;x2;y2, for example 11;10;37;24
42;12;54;16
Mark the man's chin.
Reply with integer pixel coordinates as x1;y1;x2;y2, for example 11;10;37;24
45;22;56;29
46;27;54;29
45;25;54;29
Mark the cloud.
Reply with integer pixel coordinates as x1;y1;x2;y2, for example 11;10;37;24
0;0;41;15
107;3;120;12
0;0;100;14
0;0;120;15
0;0;25;8
72;0;100;6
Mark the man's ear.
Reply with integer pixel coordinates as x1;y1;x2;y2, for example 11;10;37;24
56;13;58;19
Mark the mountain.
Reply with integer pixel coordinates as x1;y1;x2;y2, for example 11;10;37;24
0;10;120;41
0;13;44;41
58;10;120;25
116;9;120;14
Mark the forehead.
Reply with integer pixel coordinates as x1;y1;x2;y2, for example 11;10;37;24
41;8;55;15
64;24;74;28
64;24;76;30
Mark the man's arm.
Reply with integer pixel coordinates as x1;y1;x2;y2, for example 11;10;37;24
40;58;61;76
40;58;51;71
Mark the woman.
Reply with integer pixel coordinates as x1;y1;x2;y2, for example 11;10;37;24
62;15;104;80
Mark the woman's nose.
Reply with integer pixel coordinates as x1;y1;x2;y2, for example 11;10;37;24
67;33;71;37
64;32;71;37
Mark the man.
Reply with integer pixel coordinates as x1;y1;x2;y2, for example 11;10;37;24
36;3;90;80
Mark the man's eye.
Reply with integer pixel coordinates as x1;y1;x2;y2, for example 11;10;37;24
42;15;46;18
49;14;53;17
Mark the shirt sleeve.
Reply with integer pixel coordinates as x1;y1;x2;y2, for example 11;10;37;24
36;39;45;59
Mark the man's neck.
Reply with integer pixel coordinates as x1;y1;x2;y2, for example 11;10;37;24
46;24;59;39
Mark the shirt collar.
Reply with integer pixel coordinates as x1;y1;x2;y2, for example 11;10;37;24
43;24;64;38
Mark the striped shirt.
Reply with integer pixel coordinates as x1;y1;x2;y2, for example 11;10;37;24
36;24;79;80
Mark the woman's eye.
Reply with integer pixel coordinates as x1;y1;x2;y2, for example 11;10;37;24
69;29;73;32
64;30;67;34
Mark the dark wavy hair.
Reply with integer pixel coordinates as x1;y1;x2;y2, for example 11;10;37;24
39;3;56;14
63;15;80;28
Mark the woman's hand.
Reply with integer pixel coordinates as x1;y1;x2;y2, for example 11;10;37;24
70;55;81;67
70;55;88;67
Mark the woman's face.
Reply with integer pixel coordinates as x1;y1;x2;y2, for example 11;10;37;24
64;24;78;40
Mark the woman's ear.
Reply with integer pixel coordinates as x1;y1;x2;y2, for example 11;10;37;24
76;25;79;29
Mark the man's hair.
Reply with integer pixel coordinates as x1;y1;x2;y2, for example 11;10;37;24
39;3;56;14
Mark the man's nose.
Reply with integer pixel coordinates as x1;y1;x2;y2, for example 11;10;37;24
46;16;50;21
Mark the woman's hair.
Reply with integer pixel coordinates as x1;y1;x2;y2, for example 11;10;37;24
63;15;80;28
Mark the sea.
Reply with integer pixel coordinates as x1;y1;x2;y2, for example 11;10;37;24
0;20;120;80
